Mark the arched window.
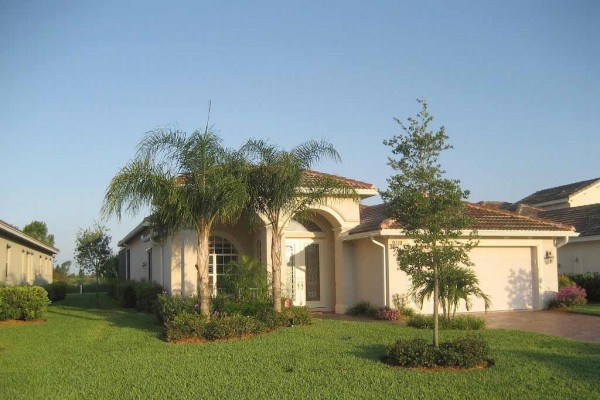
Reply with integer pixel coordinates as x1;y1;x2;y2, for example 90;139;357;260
208;236;238;294
284;218;323;232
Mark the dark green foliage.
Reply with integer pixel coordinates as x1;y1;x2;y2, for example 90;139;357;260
568;273;600;302
0;286;51;321
164;312;208;341
218;256;271;302
22;220;55;247
134;281;163;312
44;282;67;302
108;280;162;310
347;301;377;317
283;306;312;326
203;315;266;340
66;283;112;294
407;315;485;330
254;308;290;329
155;293;199;324
221;299;272;317
384;336;490;368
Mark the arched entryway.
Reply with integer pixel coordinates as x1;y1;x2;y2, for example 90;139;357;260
283;212;336;311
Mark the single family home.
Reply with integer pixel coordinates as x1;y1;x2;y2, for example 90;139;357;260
495;177;600;275
118;172;577;314
0;219;58;285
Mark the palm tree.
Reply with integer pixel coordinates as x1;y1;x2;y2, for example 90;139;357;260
242;139;356;312
410;264;491;319
102;128;247;317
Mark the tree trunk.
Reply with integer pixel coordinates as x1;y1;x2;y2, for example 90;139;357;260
96;268;100;310
271;226;282;312
433;263;439;348
197;221;211;318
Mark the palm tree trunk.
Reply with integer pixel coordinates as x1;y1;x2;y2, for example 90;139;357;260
197;221;211;318
271;226;282;312
433;263;439;348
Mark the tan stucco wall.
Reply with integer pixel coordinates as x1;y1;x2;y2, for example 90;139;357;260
570;183;600;207
352;238;385;307
0;236;53;285
558;240;600;274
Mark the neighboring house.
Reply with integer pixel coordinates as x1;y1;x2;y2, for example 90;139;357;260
0;219;58;285
119;173;576;314
496;178;600;275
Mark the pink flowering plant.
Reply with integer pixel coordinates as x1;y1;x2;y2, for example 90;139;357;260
375;307;401;321
551;283;587;309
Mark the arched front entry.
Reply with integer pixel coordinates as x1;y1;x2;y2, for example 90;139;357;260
283;213;336;311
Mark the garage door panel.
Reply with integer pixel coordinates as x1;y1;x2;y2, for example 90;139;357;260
413;247;535;313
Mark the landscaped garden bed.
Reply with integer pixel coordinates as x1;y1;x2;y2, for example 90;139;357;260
1;293;598;399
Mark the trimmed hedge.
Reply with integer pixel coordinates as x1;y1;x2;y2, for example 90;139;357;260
568;273;600;302
108;280;163;311
44;282;68;302
407;315;486;330
347;301;377;317
160;295;312;341
384;336;491;368
0;286;51;321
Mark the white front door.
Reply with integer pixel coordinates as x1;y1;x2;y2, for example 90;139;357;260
285;239;323;307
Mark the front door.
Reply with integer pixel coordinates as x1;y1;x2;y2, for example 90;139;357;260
285;239;323;307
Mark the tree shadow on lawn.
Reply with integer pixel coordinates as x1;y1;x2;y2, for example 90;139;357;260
48;294;162;338
350;343;389;363
511;346;600;387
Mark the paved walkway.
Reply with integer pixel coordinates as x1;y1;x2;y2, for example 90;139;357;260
476;310;600;343
315;310;600;343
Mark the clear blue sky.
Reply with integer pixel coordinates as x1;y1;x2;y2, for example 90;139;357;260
1;1;598;268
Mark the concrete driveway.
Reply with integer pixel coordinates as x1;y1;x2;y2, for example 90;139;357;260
479;310;600;343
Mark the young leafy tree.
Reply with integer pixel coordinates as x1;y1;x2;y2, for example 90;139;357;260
75;223;112;309
381;99;478;347
102;128;247;317
23;220;55;247
242;139;356;312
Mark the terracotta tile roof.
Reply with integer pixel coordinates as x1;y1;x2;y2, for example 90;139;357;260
303;170;376;190
518;177;600;205
349;203;574;235
538;204;600;237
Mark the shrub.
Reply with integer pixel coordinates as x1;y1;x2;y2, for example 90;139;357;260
155;293;200;324
221;299;272;317
568;273;600;302
255;308;290;329
0;286;51;321
44;282;68;302
550;283;587;309
203;315;266;340
558;274;573;289
135;281;163;312
375;307;400;321
407;314;486;330
392;293;416;318
384;336;490;368
164;312;208;341
283;306;312;326
347;301;377;317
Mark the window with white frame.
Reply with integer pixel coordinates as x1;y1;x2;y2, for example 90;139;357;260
208;236;238;294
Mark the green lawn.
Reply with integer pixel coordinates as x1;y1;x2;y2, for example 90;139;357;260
1;294;599;400
571;303;600;316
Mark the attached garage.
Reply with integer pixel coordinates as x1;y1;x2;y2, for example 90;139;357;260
344;203;578;313
470;247;535;312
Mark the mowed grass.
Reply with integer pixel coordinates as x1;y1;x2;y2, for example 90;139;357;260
1;294;599;400
571;303;600;316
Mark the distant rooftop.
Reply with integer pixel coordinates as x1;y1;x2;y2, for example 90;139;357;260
518;177;600;206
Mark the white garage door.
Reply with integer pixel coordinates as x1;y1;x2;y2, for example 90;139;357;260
417;247;535;313
469;247;535;312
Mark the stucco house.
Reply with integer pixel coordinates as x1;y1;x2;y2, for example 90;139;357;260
495;178;600;275
0;219;58;285
118;173;576;314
